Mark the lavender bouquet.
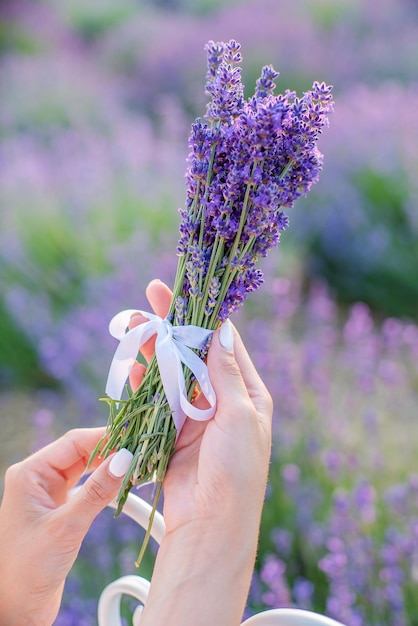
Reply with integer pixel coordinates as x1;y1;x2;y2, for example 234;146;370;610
91;40;333;563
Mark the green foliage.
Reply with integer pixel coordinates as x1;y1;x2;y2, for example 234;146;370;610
0;21;45;55
49;0;139;42
143;0;240;16
305;0;360;32
305;168;418;319
0;303;51;388
180;0;240;16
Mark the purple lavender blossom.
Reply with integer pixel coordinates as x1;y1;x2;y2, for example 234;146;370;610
173;40;333;327
260;555;293;608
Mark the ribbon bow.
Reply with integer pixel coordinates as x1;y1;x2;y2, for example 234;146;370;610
105;310;216;434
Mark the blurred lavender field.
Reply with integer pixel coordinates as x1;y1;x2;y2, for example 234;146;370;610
1;0;418;624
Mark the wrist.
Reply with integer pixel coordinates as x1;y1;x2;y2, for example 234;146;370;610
140;517;260;626
0;589;52;626
165;512;260;563
0;559;57;626
0;597;39;626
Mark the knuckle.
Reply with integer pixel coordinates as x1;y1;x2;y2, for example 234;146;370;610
61;427;83;443
4;461;19;479
3;462;22;487
3;461;34;494
228;359;244;379
82;475;110;506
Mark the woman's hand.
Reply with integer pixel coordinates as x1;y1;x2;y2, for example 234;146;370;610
0;427;134;626
130;279;273;626
130;279;272;533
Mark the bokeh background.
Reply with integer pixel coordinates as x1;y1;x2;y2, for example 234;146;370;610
1;0;418;624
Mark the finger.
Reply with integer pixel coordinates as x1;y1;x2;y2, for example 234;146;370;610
128;312;156;365
193;320;270;415
128;280;173;364
174;416;207;452
129;360;147;392
146;279;172;318
23;428;107;484
172;388;209;451
229;327;273;428
7;428;110;507
63;448;134;536
207;322;273;434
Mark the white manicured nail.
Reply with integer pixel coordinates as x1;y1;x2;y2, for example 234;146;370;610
109;449;134;478
219;320;234;352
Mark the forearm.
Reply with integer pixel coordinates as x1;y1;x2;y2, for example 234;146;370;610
140;516;260;626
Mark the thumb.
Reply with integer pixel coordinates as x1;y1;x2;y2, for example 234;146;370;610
65;448;134;536
207;321;250;420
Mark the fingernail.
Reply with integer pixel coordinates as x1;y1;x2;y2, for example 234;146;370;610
108;449;134;478
219;320;234;352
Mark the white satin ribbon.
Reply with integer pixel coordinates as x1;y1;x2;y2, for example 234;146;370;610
105;310;216;434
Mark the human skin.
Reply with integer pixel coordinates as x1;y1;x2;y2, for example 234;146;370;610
0;280;272;626
0;427;131;626
132;280;273;626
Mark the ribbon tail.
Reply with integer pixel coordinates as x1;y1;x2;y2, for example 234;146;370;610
105;340;137;401
106;318;161;400
175;341;217;422
155;331;185;433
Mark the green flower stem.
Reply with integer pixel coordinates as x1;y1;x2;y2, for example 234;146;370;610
134;478;164;568
171;124;221;326
197;233;225;328
205;164;258;327
279;157;295;180
196;129;219;234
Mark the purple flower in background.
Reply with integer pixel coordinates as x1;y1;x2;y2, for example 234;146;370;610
260;555;293;607
293;577;314;610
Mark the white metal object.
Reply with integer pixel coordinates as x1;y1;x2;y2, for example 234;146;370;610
97;575;150;626
106;490;166;545
93;491;346;626
241;608;346;625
